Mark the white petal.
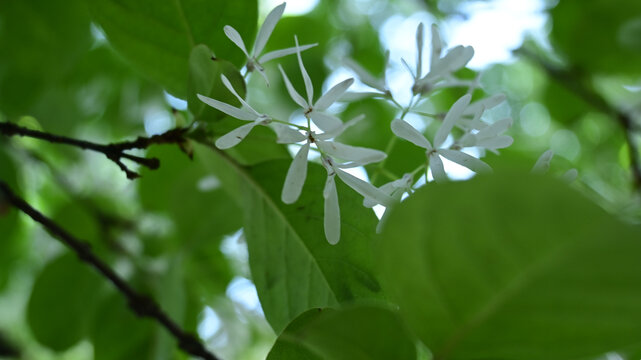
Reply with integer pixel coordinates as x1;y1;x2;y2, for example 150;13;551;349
317;140;386;165
430;24;442;70
429;152;447;183
339;91;386;102
315;114;364;140
259;44;317;63
532;150;554;174
463;94;506;116
220;74;258;115
442;45;474;72
416;22;424;78
272;123;307;144
562;168;578;183
476;135;513;150
294;36;314;105
477;118;512;139
434;93;471;148
281;142;310;204
314;78;354;111
253;2;286;56
323;174;340;245
401;57;416;79
344;58;386;92
197;94;256;121
309;111;342;132
278;65;309;108
215;121;260;149
438;149;492;174
391;118;432;150
363;182;396;208
335;169;395;207
223;25;249;57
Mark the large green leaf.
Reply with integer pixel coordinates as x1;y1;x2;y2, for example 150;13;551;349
27;253;105;352
267;305;416;360
88;0;257;97
379;172;641;360
196;144;384;333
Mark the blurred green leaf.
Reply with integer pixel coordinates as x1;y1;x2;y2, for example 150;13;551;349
379;172;641;360
27;253;105;352
550;0;641;75
88;0;257;97
0;146;23;291
267;305;416;360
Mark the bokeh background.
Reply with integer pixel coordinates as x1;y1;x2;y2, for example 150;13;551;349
1;0;640;358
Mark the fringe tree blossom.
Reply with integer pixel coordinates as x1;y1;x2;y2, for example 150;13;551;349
391;94;493;183
341;51;391;101
406;23;475;94
223;2;317;85
197;75;271;149
279;36;354;132
363;173;414;233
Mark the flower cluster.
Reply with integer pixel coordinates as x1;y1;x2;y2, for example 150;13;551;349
199;4;514;244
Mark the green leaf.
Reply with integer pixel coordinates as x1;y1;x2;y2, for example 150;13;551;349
267;305;417;360
0;146;23;291
379;172;641;360
88;0;257;97
27;253;105;352
197;144;384;333
187;44;245;120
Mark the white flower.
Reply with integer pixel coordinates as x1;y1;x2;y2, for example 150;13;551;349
279;36;354;132
532;149;554;174
458;117;514;152
341;51;390;100
363;173;414;233
407;23;475;94
391;94;492;182
223;2;317;85
280;116;387;204
197;75;271;149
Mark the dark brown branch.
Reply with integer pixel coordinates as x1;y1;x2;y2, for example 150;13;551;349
0;181;219;360
0;122;189;179
516;48;641;190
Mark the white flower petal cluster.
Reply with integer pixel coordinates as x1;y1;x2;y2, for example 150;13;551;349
407;23;475;94
224;2;317;85
392;93;512;182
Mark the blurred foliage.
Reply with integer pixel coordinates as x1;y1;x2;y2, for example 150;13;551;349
0;0;640;359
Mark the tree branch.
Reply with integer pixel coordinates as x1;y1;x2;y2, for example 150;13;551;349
0;122;189;179
0;181;219;360
516;48;641;190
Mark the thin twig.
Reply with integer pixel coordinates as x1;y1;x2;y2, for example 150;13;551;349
516;48;641;190
0;122;189;179
0;181;219;360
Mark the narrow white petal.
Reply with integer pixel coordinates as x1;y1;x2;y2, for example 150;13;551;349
317;140;386;165
259;44;317;63
430;24;442;70
315;114;364;140
416;22;424;78
294;36;314;105
401;57;417;79
253;2;286;56
429;153;448;183
476;135;513;150
309;111;342;132
215;121;260;149
438;149;492;174
281;142;310;204
323;175;340;245
562;168;578;183
477;118;512;139
339;91;386;102
220;74;258;115
434;93;471;148
197;94;256;121
335;169;395;207
443;45;474;71
532;150;554;174
344;58;386;92
272;123;307;144
391;118;432;150
278;65;309;108
314;78;354;111
463;94;506;116
363;182;396;208
223;25;249;57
